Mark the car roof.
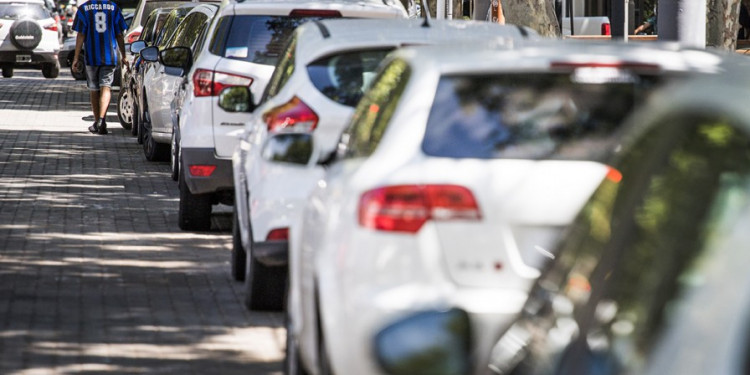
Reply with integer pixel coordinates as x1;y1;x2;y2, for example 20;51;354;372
226;0;405;17
387;40;733;76
0;0;45;4
293;18;536;63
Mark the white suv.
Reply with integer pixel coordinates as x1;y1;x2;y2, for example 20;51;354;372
169;0;408;231
0;0;60;78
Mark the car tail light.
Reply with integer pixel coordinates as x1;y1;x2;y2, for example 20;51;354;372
601;22;611;35
266;228;289;241
289;9;342;17
188;165;216;177
44;22;58;32
192;69;253;97
127;31;141;44
359;185;481;233
262;96;318;132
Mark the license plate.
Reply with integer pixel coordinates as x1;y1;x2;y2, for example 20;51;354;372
16;55;31;63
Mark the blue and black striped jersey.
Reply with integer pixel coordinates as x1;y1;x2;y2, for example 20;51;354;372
72;0;128;66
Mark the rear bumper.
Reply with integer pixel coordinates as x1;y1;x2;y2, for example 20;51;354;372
0;51;58;67
254;240;288;266
182;147;233;195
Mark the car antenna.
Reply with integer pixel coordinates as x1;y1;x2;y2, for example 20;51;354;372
420;0;431;27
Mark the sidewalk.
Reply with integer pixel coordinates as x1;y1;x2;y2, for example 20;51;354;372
0;70;284;374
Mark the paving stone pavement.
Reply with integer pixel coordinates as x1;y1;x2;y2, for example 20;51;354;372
0;70;285;374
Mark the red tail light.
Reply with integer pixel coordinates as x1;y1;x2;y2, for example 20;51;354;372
192;69;253;97
359;185;481;233
606;166;622;183
44;22;58;32
289;9;342;17
188;165;216;177
262;96;318;132
127;31;141;44
601;23;611;35
266;228;289;241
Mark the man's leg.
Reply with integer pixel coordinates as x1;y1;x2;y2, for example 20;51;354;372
89;90;101;122
99;86;111;120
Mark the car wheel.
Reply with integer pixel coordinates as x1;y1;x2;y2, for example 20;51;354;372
131;101;140;137
244;242;286;311
231;209;246;281
41;62;59;79
285;309;309;375
2;67;13;78
10;20;42;50
170;127;179;181
117;88;133;130
141;110;169;161
178;167;212;231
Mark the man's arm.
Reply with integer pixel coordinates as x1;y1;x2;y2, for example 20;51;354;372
116;33;129;70
72;32;84;71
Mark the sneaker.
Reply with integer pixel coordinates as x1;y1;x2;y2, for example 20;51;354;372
88;119;99;134
98;119;108;135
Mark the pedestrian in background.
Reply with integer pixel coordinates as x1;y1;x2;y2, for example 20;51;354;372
71;0;128;135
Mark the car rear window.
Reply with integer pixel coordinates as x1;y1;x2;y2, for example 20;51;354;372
422;70;670;160
0;3;49;20
212;15;334;66
307;49;394;107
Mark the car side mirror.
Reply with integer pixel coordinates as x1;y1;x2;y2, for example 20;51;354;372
160;46;192;76
374;308;472;375
261;133;314;166
130;40;147;54
140;45;158;62
218;86;256;113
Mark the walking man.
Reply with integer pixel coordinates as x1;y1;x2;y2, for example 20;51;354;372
71;0;129;135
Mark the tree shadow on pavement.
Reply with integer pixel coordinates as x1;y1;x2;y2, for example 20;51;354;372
0;129;285;374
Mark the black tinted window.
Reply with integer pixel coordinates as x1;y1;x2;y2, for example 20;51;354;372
422;71;666;160
140;1;184;27
168;12;208;49
264;36;296;100
307;49;393;107
524;114;750;374
0;3;49;19
220;15;331;66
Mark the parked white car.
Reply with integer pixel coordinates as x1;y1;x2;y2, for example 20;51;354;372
167;0;408;231
286;41;728;375
0;0;60;78
138;3;218;161
225;17;537;313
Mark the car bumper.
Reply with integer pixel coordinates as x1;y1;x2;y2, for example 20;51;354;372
182;147;233;195
0;51;58;67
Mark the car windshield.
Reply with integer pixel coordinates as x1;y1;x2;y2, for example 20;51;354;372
0;3;49;19
307;49;393;107
422;70;670;160
221;15;337;66
140;1;184;27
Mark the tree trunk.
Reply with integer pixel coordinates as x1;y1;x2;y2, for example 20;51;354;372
706;0;742;49
502;0;561;36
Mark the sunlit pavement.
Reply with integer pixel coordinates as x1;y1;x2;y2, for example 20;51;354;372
0;70;284;374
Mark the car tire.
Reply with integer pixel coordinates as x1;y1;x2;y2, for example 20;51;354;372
117;88;133;130
131;101;140;137
243;240;286;311
142;127;169;161
178;167;212;231
231;209;246;281
2;67;12;78
41;62;59;79
170;127;179;181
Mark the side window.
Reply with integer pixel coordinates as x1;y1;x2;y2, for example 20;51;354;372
341;58;411;159
263;36;297;100
534;113;750;374
168;13;207;49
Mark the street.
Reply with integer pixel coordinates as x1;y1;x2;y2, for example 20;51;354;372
0;69;284;374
